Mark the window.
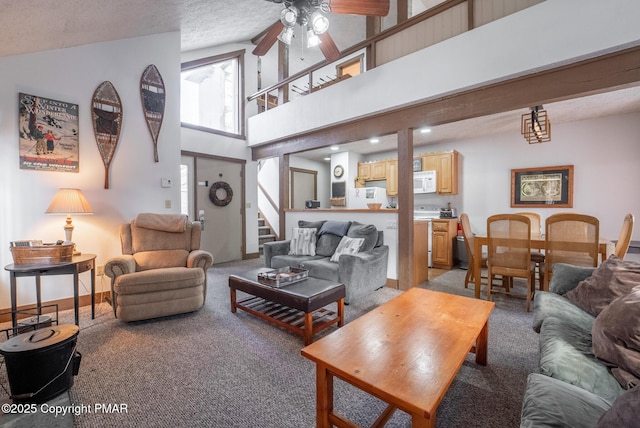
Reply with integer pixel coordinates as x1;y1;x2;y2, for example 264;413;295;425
181;50;245;138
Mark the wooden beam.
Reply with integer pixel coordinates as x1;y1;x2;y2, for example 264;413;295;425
279;154;290;239
278;41;289;105
397;129;414;291
397;0;409;24
251;43;640;160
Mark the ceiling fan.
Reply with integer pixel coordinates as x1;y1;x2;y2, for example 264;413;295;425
253;0;390;62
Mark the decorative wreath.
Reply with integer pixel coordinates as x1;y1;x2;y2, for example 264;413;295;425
209;181;233;207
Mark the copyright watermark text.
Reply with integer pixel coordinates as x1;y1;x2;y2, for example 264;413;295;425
2;402;129;417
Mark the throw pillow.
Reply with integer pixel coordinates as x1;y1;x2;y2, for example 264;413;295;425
597;386;640;427
592;286;640;389
316;234;343;257
549;263;597;295
288;227;317;256
318;221;351;237
330;236;365;262
565;255;640;316
298;220;325;231
347;222;378;252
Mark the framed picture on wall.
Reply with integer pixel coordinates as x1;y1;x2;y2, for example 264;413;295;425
18;93;79;172
511;165;574;208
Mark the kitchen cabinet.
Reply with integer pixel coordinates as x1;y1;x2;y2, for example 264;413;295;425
437;151;458;194
420;150;458;195
386;160;398;196
357;163;371;180
413;220;430;286
431;218;458;269
371;161;387;180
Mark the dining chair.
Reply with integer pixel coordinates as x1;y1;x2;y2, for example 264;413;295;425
460;213;487;289
516;212;545;288
614;213;635;258
544;213;599;290
486;214;536;311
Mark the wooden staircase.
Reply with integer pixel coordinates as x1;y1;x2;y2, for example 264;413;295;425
258;212;276;253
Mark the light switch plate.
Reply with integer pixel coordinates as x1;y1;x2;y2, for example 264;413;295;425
161;177;172;188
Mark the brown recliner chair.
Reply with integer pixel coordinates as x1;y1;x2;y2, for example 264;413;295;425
105;213;213;322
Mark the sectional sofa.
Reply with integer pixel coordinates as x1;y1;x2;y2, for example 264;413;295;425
520;256;640;427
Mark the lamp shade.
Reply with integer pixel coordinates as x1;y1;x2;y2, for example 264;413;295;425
46;189;94;215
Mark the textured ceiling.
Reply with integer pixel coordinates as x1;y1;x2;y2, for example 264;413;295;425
0;0;285;57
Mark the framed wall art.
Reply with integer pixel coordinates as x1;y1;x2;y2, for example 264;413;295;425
18;93;79;172
510;165;574;208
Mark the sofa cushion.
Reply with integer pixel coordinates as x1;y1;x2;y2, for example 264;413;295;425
597;386;640;427
114;267;204;295
532;291;595;334
521;373;611;428
549;263;597;295
133;249;189;271
592;286;640;389
315;233;342;257
270;255;325;270
565;256;640;316
318;220;351;237
330;236;365;262
300;258;340;283
539;316;624;403
288;227;317;256
347;222;378;252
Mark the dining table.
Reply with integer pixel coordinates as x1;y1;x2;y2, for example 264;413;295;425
472;235;613;299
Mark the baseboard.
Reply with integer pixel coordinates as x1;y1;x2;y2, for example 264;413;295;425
0;291;111;324
244;252;260;260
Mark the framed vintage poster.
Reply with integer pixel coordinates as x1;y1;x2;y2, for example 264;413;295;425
511;165;574;208
18;93;79;172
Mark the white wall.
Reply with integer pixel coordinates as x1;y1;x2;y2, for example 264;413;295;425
0;32;182;310
248;0;640;145
361;112;640;242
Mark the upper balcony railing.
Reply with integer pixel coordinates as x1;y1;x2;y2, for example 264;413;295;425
247;0;543;112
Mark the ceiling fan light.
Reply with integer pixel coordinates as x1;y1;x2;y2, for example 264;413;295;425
306;27;321;48
310;11;329;34
277;26;295;45
280;6;298;27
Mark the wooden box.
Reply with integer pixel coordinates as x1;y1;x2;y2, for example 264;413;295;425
10;244;74;264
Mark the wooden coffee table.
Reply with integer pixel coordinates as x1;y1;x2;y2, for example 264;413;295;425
229;268;345;345
301;288;495;427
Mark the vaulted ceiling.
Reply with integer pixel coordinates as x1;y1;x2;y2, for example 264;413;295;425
3;0;639;160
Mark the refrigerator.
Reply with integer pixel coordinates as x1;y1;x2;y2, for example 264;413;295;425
348;187;387;209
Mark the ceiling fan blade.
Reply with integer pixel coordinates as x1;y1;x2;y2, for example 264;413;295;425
252;21;284;56
330;0;390;16
318;32;340;63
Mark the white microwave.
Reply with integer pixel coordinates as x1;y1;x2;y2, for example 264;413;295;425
414;170;437;194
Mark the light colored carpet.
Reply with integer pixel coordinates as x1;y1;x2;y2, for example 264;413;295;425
2;261;539;427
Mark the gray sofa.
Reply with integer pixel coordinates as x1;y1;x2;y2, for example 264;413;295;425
262;220;389;304
521;257;640;427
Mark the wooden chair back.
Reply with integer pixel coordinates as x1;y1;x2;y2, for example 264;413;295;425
486;214;535;311
614;213;635;258
544;213;599;289
460;213;476;261
515;212;542;237
487;214;532;274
